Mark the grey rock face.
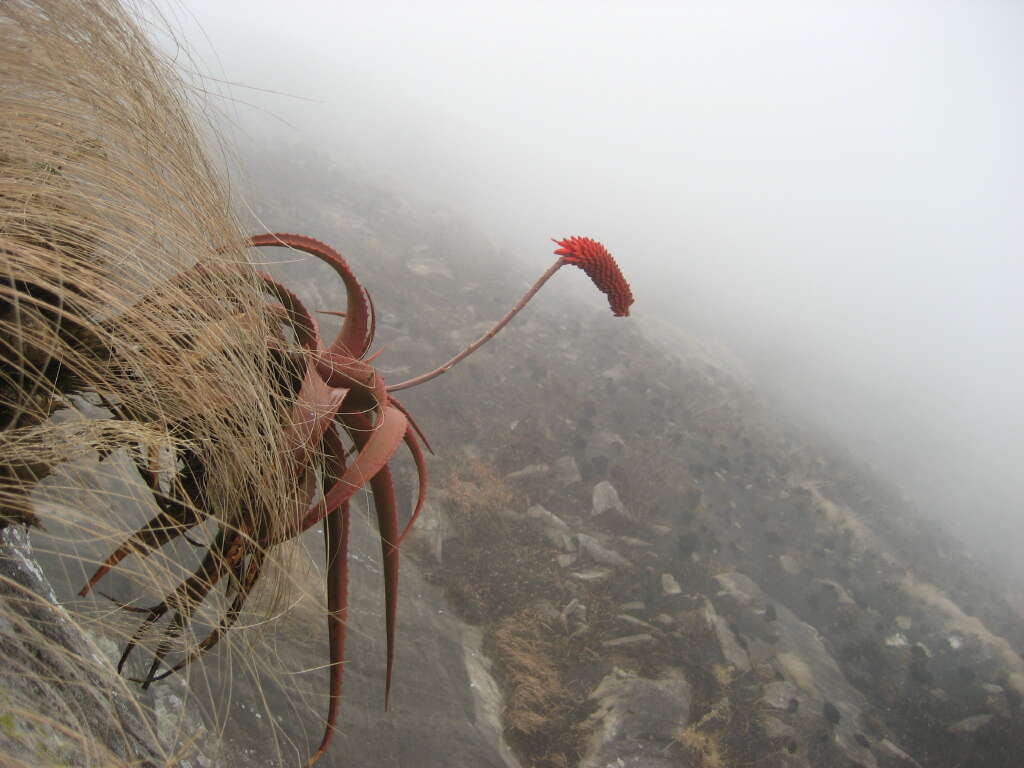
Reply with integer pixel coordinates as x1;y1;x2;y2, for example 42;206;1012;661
712;571;902;768
0;528;167;767
286;510;522;768
405;498;452;562
4;506;521;768
579;668;691;768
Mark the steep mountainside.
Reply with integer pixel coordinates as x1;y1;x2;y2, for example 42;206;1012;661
241;145;1024;768
7;144;1020;767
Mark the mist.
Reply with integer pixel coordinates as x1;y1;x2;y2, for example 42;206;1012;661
158;1;1023;575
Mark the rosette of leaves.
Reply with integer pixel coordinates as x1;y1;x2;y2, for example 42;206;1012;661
81;232;633;764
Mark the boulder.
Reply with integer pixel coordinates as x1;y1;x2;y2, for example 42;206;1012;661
505;464;550;482
570;568;613;585
948;714;992;733
579;668;691;768
661;573;683;596
592;481;628;519
713;571;887;768
561;598;588;634
619;536;655;548
617;614;658;633
878;739;923;768
525;505;575;551
602;634;656;649
778;553;801;575
576;533;633;569
703;601;751;672
552;456;583;486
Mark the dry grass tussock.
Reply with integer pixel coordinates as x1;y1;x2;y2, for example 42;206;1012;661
0;1;319;763
675;725;729;768
492;610;583;768
435;459;587;766
444;455;516;531
673;697;733;768
493;611;569;735
438;457;562;621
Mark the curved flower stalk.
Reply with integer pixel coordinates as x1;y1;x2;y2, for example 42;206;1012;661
81;233;632;765
388;235;634;392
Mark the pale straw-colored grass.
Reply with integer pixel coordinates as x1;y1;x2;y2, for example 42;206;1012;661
1;1;322;763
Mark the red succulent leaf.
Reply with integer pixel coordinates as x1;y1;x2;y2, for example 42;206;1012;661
300;405;408;532
78;504;199;597
396;424;428;545
258;272;323;351
285;366;348;464
308;427;351;766
249;233;375;357
552;236;634;317
332;409;404;712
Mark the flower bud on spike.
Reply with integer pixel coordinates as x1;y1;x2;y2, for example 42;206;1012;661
552;236;634;317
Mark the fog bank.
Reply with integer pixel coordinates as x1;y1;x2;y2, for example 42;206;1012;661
158;1;1024;574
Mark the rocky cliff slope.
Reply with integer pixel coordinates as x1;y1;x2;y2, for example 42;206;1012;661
242;146;1024;768
6;146;1023;767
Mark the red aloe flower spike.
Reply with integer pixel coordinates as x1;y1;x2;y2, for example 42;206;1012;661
552;236;634;317
388;236;632;392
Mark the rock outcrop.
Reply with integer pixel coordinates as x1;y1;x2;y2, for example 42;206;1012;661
0;527;171;767
580;668;692;768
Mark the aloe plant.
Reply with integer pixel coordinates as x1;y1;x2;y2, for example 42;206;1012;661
80;232;633;765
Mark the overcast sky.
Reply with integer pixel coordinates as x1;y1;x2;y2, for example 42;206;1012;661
154;0;1024;573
